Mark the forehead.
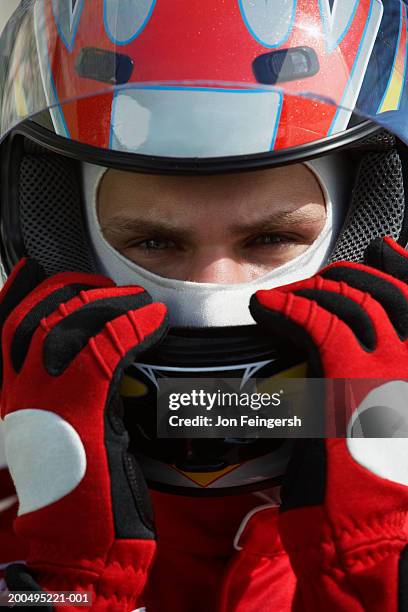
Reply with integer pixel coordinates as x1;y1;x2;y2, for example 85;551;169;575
99;163;323;206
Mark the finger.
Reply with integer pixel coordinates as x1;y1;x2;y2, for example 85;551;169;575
3;272;115;375
90;301;168;386
255;274;384;348
320;261;408;340
0;259;45;322
40;286;167;376
250;287;342;376
250;273;398;373
0;259;46;386
364;236;408;283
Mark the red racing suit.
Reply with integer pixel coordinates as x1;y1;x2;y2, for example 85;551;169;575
0;460;296;611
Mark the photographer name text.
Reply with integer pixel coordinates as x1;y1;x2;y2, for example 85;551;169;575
167;414;302;429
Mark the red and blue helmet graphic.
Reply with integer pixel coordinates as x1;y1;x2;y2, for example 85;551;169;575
29;0;408;156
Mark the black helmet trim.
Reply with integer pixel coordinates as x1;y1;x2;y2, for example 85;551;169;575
12;117;379;175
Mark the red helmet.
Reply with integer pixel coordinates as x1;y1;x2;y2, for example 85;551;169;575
35;0;383;155
1;0;394;169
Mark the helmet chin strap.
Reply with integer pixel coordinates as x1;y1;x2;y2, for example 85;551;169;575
83;157;347;327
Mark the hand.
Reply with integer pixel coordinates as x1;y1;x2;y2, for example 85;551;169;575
0;259;168;611
250;237;408;612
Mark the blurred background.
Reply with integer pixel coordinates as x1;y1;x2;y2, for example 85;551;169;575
0;0;20;470
0;0;19;34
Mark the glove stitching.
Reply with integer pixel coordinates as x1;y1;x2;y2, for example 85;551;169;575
39;318;50;334
127;310;142;344
88;336;112;379
339;280;348;297
333;510;407;540
30;557;151;574
78;290;90;305
32;559;151;602
287;540;405;578
344;540;407;569
58;303;69;319
317;309;337;350
315;275;324;290
283;292;294;318
105;321;125;358
283;511;407;552
92;543;152;604
285;511;388;610
307;299;318;331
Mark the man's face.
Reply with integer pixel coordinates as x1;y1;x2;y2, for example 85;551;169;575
98;164;326;284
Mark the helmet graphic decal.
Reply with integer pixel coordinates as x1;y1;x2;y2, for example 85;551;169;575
131;359;276;390
238;0;297;48
30;0;387;154
51;0;85;51
104;0;156;45
377;0;407;113
328;0;383;134
319;0;361;52
33;0;385;155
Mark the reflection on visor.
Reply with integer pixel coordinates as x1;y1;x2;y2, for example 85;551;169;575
110;87;283;157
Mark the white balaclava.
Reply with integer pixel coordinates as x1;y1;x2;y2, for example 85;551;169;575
83;157;348;327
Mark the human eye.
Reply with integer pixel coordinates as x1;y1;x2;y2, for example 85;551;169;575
135;238;177;251
247;233;298;248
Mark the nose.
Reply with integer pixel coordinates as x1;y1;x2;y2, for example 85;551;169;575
185;251;254;284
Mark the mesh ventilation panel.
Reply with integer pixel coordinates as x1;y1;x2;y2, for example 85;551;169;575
19;155;95;275
330;149;405;263
347;128;396;151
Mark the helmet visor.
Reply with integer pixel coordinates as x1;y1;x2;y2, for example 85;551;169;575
1;0;408;158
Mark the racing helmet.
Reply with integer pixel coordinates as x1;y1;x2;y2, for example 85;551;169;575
1;0;408;495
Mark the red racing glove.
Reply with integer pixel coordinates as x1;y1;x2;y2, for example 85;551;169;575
250;236;408;612
0;259;168;611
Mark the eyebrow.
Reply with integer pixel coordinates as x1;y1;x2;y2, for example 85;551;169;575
101;206;324;240
229;207;324;235
100;217;194;241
